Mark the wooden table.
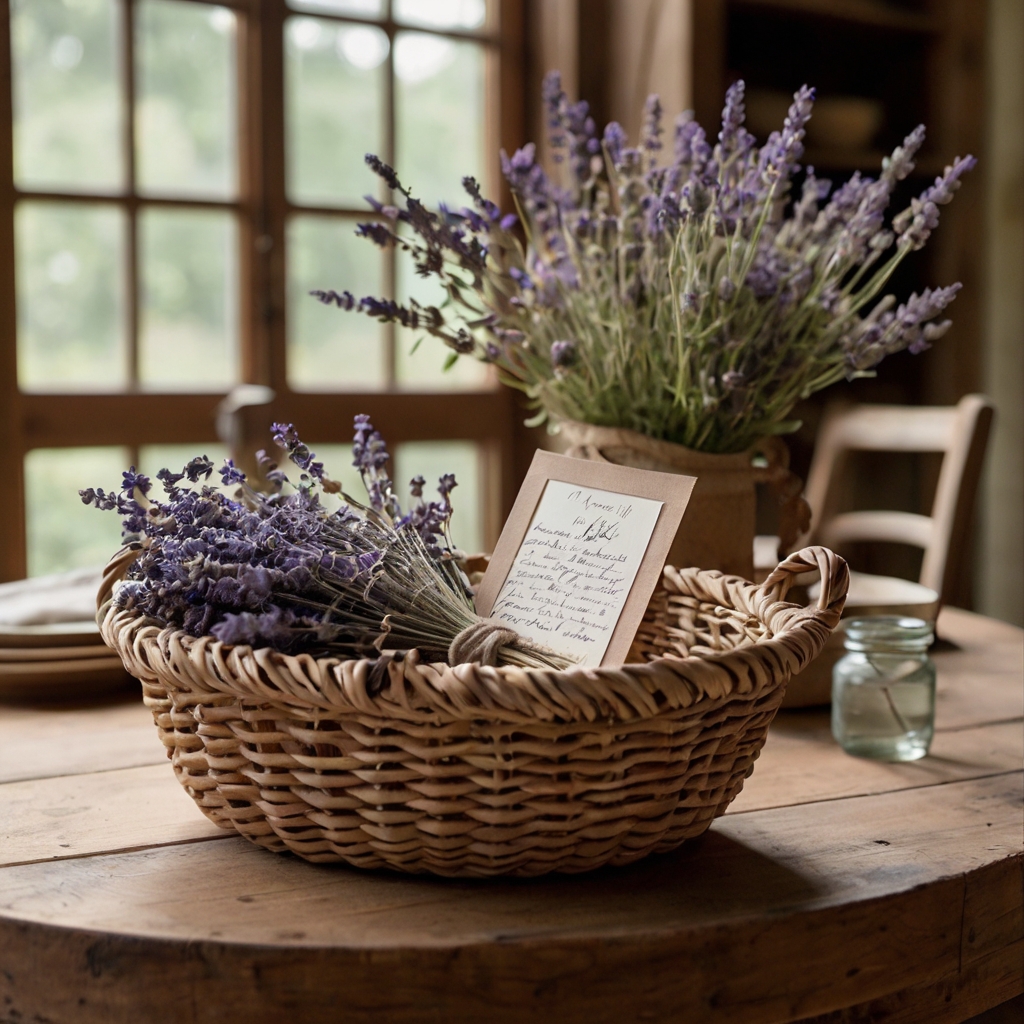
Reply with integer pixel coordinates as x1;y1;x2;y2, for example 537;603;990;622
1;607;1021;1024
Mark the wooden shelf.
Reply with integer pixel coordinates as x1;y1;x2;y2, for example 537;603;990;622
730;0;942;34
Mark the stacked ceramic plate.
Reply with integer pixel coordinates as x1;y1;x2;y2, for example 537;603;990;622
0;621;134;701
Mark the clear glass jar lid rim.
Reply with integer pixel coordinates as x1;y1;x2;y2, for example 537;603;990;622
844;615;934;641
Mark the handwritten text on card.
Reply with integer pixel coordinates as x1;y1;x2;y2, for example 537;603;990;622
488;480;664;666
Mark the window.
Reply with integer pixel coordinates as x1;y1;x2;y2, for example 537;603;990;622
0;0;525;579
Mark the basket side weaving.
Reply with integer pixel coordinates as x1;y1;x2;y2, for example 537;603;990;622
98;546;848;877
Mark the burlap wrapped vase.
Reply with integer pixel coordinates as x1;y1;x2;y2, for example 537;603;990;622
559;419;810;580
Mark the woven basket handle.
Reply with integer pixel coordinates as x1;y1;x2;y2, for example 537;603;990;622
96;545;142;619
757;545;849;628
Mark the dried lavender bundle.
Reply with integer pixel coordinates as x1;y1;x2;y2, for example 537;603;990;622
82;417;573;671
315;76;974;454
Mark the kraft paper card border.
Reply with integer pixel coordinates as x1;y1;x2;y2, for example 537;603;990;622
475;450;696;667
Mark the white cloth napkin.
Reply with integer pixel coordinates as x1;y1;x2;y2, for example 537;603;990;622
0;567;104;626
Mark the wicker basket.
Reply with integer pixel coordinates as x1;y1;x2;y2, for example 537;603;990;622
98;545;848;877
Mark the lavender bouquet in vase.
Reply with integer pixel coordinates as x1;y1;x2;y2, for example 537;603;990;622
314;74;974;579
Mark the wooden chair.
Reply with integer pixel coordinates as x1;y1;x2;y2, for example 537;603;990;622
801;394;994;608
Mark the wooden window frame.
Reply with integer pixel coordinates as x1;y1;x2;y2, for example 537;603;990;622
0;0;527;581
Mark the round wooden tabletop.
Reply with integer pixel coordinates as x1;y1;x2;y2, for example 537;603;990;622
1;607;1021;1024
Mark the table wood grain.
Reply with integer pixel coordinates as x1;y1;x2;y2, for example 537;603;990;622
1;607;1021;1024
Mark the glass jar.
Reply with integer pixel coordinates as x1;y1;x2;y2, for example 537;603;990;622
832;617;936;761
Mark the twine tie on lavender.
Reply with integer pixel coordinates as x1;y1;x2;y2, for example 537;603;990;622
448;619;520;666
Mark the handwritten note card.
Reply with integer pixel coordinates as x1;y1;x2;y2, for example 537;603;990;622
488;480;665;666
476;451;696;668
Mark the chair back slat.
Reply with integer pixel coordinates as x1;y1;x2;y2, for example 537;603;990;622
825;405;957;453
821;510;933;550
804;395;994;605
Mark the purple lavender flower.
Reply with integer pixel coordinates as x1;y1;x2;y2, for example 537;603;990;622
355;222;394;248
882;125;927;186
219;460;247;487
509;266;534;290
184;456;214;483
311;289;357;310
542;71;598;186
79;487;118;511
352;413;372;446
844;284;961;369
364;153;405;193
829;178;892;265
757;85;814;185
462;175;501;223
212;608;292;648
893;156;976;250
791;168;832;231
357;550;382;573
716;80;756;164
502;142;538;186
894;198;940;251
718;82;745;144
666;116;711;193
352;415;389;472
603;122;627;167
640;94;664;158
500;142;567;264
683;179;712;215
746;246;785;299
437;473;457;501
812;172;876;246
271;423;326;482
550;339;577;369
896;284;962;353
921;155;977;206
155;467;185;495
543;71;568;158
351;415;400;518
121;468;151;496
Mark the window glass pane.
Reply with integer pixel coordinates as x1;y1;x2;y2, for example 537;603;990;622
394;0;488;31
136;0;237;199
286;16;387;207
11;0;123;191
25;446;128;577
288;0;384;17
394;233;489;390
138;207;239;391
16;201;128;392
287;215;386;390
394;33;486;208
394;442;482;554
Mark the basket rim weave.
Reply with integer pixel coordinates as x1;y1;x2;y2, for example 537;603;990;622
98;546;848;725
